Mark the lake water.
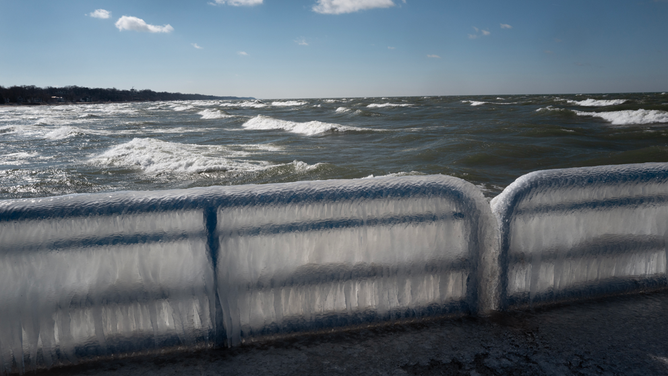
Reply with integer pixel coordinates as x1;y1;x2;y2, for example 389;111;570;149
1;92;667;200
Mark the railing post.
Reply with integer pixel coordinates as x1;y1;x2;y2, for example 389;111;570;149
204;205;225;347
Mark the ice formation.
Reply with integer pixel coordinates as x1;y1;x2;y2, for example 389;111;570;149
491;162;668;308
2;162;668;374
0;175;497;373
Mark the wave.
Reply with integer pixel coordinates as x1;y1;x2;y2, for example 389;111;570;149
242;115;366;136
536;106;570;113
360;171;425;179
218;100;268;109
0;152;40;165
198;109;234;120
88;138;274;175
271;100;307;107
170;105;195;112
367;103;412;108
575;109;668;125
335;107;351;113
567;98;628;107
44;126;83;140
462;100;487;106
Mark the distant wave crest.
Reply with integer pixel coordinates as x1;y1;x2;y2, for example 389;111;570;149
242;115;365;135
567;99;628;107
575;109;668;125
198;109;234;119
367;103;412;108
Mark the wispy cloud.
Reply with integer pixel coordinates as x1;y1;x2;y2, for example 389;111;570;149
238;51;249;56
89;9;111;19
313;0;396;15
544;50;553;54
500;23;512;29
295;38;308;46
210;0;263;6
388;46;395;50
427;54;440;58
115;16;173;33
468;26;490;39
192;43;203;49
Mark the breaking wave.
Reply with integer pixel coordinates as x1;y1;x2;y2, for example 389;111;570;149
367;103;413;108
567;99;628;107
271;101;307;107
198;109;234;119
88;138;273;174
242;115;366;136
575;109;668;125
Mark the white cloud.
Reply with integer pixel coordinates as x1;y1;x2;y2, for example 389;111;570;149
469;27;490;39
192;43;203;49
115;16;174;33
427;54;440;58
388;46;395;50
500;23;512;29
211;0;263;6
295;38;308;46
238;51;248;56
313;0;396;14
89;9;111;19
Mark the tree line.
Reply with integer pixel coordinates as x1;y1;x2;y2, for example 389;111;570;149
0;85;246;104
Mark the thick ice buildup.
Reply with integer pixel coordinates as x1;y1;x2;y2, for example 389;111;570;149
212;175;498;345
0;175;498;372
491;162;668;308
0;191;216;374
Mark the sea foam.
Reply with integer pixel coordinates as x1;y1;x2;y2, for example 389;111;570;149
367;103;412;108
567;99;628;107
242;115;364;136
198;109;234;120
88;138;271;174
575;109;668;125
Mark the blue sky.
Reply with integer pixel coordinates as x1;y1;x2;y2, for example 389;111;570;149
1;0;666;98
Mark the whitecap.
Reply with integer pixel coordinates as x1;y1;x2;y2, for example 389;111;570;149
367;103;412;108
242;115;365;136
198;109;234;120
88;138;270;175
218;100;267;109
567;98;627;106
536;106;569;113
575;109;668;125
462;100;486;106
44;126;81;140
271;100;307;107
335;107;351;113
171;105;195;112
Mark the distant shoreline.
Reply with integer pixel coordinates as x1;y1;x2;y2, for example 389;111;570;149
0;85;253;106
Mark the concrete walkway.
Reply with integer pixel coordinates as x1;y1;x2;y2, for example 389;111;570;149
38;289;668;376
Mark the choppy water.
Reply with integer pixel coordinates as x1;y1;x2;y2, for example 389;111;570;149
1;93;667;199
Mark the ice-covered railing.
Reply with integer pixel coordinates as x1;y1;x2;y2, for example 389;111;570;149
0;191;218;374
491;162;668;309
0;175;497;373
211;177;497;345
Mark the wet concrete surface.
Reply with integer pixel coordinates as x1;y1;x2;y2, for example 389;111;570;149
37;289;668;375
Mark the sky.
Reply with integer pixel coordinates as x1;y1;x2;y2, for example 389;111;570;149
1;0;667;99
